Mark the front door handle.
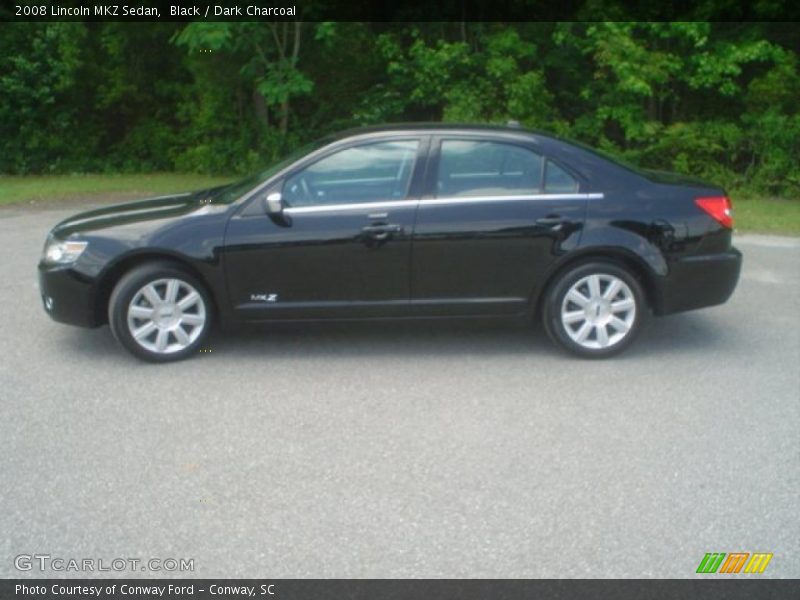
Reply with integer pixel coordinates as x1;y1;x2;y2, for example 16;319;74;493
362;223;404;240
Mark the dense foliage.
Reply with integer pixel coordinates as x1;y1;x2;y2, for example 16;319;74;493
1;17;798;196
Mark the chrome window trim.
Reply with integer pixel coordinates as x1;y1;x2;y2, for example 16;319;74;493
284;200;414;215
282;193;603;215
424;193;602;206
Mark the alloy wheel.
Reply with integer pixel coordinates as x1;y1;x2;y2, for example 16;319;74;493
126;278;207;354
560;273;636;350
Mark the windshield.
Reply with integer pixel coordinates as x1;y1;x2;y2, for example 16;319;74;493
211;137;331;204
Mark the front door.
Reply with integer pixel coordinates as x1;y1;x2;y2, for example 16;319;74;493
224;138;424;320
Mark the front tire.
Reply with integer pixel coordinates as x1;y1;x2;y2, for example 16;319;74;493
542;261;647;358
108;262;212;362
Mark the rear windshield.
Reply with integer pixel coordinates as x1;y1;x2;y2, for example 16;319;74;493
557;136;646;176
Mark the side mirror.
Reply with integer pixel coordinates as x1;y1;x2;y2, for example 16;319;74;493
264;192;284;215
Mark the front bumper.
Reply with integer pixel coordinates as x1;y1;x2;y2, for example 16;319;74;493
654;247;743;315
38;263;101;328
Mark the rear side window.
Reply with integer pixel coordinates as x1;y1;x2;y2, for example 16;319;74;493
544;160;579;193
436;140;543;197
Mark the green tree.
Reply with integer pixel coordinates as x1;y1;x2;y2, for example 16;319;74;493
363;25;555;128
0;16;797;196
0;23;86;172
172;21;333;171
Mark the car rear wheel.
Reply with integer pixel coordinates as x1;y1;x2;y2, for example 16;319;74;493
108;262;212;362
543;261;647;358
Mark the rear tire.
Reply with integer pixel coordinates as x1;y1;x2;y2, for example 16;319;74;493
108;262;212;363
542;261;647;358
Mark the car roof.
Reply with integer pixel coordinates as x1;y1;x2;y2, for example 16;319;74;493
331;122;553;141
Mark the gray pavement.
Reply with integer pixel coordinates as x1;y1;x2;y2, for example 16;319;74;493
1;202;798;578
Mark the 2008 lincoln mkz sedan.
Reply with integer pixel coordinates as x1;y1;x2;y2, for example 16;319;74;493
38;123;742;362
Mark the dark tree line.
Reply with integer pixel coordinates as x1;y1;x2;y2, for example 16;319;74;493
1;13;798;195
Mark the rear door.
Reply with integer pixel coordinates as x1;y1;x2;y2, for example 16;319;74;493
410;135;589;316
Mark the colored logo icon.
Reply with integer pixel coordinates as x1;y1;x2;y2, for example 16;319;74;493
696;553;773;574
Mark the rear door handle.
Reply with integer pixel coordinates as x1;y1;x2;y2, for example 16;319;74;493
535;216;572;227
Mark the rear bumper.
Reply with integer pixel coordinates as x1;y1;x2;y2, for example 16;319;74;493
38;263;101;328
654;248;742;315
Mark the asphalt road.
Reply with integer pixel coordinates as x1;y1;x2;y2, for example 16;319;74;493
1;201;798;579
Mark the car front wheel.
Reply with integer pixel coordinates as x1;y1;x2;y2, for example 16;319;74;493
108;262;212;362
543;261;647;358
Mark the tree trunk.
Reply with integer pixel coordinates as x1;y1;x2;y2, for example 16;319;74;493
280;21;302;136
280;99;288;135
254;89;270;128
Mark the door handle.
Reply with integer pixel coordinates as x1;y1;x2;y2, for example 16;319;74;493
535;216;572;228
362;223;404;239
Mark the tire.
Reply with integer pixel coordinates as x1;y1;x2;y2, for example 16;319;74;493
542;261;647;358
108;262;213;363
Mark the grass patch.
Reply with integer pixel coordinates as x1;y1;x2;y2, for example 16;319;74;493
0;173;236;206
730;191;800;236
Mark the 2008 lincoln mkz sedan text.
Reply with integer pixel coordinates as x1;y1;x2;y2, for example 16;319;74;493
38;123;742;362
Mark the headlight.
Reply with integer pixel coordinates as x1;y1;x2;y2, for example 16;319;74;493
43;237;88;265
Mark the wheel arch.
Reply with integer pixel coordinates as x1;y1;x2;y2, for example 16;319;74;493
94;251;218;326
532;247;660;319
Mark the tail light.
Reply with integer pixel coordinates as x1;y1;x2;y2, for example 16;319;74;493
695;196;733;229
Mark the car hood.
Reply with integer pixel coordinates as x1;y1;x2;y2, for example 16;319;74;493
51;188;226;238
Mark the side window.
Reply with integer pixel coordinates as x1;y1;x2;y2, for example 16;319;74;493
437;140;543;197
283;140;419;207
544;160;579;193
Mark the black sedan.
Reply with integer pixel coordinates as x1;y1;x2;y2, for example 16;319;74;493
38;123;742;362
